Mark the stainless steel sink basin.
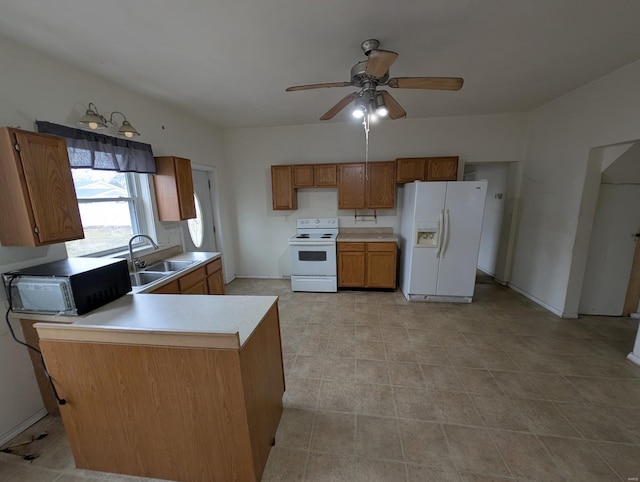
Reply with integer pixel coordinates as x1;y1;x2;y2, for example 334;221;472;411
129;271;168;287
143;260;195;273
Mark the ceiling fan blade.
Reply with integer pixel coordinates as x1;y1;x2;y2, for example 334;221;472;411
365;49;399;77
380;91;406;120
387;77;464;91
286;82;351;92
320;92;358;120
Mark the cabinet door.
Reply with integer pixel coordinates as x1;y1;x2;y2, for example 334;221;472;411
293;165;314;187
207;271;224;295
175;157;196;219
366;247;397;288
426;157;458;181
314;164;337;187
154;156;196;221
271;165;297;210
16;131;84;245
338;163;366;209
338;250;366;287
396;158;426;183
150;279;180;294
366;161;396;209
182;280;208;294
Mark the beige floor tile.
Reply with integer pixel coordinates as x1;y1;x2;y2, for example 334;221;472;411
317;380;357;413
356;457;407;482
413;346;452;365
490;370;546;399
491;430;564;481
388;362;425;388
356;359;390;385
289;355;325;379
398;419;452;468
539;436;620;481
283;378;321;410
355;340;386;360
433;390;484;426
355;384;396;417
326;338;356;357
0;463;61;481
455;368;502;395
556;401;640;444
310;411;355;455
406;465;458;482
322;356;356;383
394;386;439;421
305;453;355;482
355;415;403;461
274;408;315;449
355;325;383;341
471;394;530;431
384;343;420;363
527;373;586;402
515;399;582;437
591;441;640;481
261;447;308;482
442;424;509;476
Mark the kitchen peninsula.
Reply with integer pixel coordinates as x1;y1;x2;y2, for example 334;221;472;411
18;253;285;482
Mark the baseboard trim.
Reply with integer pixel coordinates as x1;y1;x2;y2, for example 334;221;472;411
628;352;640;367
0;408;48;447
507;283;570;318
234;275;288;280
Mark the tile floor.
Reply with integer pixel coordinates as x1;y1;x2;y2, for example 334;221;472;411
2;275;640;481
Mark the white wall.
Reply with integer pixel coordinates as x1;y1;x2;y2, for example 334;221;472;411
579;183;640;315
464;162;509;277
0;34;232;443
512;59;640;317
224;114;528;277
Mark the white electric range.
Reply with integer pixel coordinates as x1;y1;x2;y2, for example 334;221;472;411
289;218;338;292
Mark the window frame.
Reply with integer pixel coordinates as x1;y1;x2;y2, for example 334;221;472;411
67;171;151;257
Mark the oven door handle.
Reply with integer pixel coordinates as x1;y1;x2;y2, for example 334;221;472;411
289;241;335;246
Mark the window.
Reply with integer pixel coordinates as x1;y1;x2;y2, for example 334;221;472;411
187;193;204;248
65;170;147;257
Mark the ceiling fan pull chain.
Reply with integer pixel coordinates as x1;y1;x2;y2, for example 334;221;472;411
363;114;370;179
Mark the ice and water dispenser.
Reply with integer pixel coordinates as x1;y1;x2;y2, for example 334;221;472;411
415;221;439;248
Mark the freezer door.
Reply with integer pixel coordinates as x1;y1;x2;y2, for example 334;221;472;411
436;181;487;297
406;182;446;296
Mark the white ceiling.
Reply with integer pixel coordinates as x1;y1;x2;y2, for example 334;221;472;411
1;0;640;128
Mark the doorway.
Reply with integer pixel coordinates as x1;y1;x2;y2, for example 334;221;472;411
182;169;218;253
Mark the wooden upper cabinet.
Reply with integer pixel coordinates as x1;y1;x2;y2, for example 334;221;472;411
426;157;458;181
366;161;396;209
154;156;196;221
396;156;458;183
0;127;84;246
293;165;314;187
396;158;426;183
314;164;337;187
338;163;366;209
271;165;296;210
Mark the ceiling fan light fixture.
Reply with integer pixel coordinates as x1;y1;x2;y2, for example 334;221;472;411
375;92;388;117
352;97;367;118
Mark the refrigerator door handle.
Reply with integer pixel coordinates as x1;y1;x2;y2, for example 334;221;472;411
441;209;451;258
436;209;444;258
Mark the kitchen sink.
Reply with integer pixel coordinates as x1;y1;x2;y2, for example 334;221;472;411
142;260;195;273
129;271;168;287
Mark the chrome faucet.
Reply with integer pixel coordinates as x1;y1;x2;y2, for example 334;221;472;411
128;234;160;271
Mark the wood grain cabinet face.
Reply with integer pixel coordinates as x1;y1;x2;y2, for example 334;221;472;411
271;165;296;210
293;165;314;187
338;242;397;289
338;163;366;209
426;157;458;181
366;161;396;209
0;128;84;246
396;158;426;183
150;258;224;295
314;164;337;186
153;156;196;221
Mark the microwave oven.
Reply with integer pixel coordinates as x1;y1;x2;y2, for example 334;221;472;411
3;258;131;315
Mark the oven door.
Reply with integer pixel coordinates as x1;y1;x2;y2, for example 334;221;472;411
289;242;336;276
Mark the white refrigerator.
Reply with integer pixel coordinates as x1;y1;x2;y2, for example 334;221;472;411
399;181;487;302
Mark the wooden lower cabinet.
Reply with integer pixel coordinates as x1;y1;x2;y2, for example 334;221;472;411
150;257;224;295
38;303;284;482
338;242;397;289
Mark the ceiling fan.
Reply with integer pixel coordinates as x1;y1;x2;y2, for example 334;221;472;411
285;39;464;121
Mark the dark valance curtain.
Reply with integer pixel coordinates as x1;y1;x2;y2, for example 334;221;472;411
36;121;156;174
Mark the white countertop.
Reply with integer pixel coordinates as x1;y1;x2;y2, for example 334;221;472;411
35;294;278;349
21;251;280;350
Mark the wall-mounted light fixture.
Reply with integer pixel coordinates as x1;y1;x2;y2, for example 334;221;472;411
78;102;140;137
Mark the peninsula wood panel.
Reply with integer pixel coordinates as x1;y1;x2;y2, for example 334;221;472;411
239;304;285;479
19;319;60;416
39;341;256;481
0;128;83;246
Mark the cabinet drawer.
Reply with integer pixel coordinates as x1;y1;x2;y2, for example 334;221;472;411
178;266;206;291
366;242;397;252
150;279;180;294
338;242;365;252
206;258;222;275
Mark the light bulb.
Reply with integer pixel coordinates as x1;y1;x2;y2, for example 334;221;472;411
88;121;98;129
369;112;378;122
352;109;365;119
124;131;134;138
376;106;388;117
